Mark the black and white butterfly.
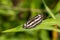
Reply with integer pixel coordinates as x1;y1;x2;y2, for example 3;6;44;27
23;14;44;29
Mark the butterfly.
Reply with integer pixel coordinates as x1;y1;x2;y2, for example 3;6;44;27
23;14;43;29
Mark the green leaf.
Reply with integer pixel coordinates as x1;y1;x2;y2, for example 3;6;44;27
53;1;60;13
2;17;60;32
40;30;50;40
42;0;56;19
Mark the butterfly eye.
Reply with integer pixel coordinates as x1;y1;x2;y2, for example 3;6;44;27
23;14;43;29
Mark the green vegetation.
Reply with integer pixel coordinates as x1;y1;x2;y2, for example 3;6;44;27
0;0;60;40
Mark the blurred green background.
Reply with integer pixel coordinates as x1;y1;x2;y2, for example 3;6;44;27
0;0;60;40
